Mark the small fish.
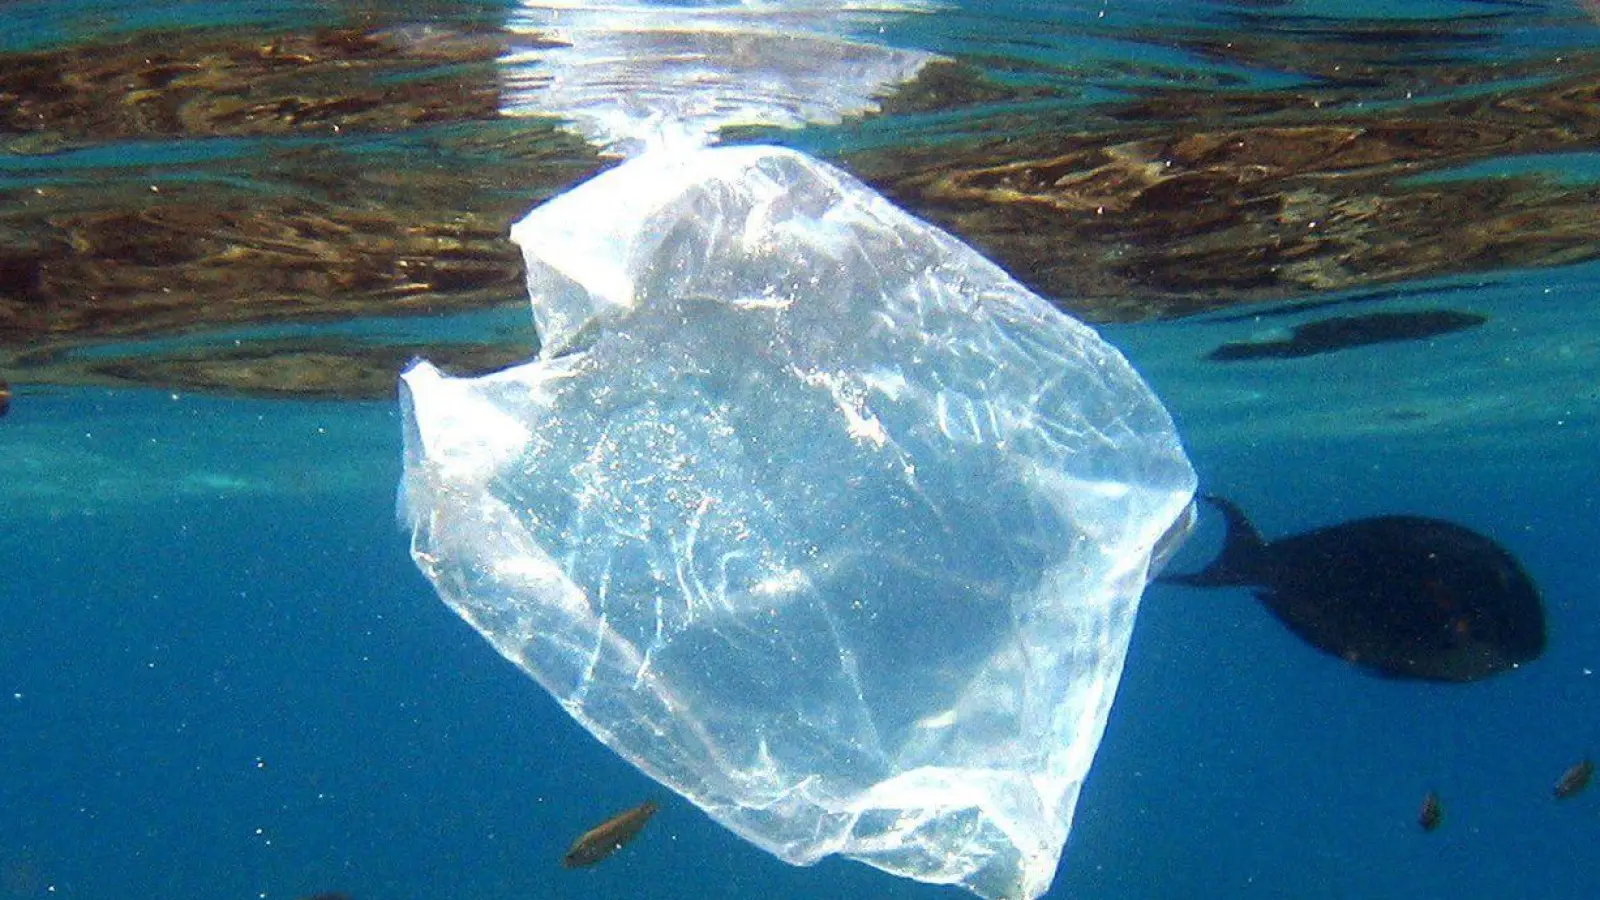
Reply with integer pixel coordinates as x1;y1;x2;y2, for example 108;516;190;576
1418;791;1443;832
0;378;10;417
1554;759;1594;799
1160;495;1546;682
562;799;659;868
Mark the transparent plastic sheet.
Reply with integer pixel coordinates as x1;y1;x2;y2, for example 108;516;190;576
399;145;1196;899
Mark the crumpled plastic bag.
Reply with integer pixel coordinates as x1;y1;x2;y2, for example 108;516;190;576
399;145;1196;900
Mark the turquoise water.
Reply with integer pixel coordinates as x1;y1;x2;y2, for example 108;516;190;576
2;2;1599;899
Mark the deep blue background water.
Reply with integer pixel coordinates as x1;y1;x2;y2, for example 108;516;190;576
4;262;1596;900
2;1;1599;899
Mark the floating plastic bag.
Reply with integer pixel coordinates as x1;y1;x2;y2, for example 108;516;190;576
399;145;1196;900
497;0;939;154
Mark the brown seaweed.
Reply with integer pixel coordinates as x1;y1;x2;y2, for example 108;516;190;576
0;19;1596;399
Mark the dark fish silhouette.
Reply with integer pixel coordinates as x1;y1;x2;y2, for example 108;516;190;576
1418;791;1443;832
1554;759;1593;799
562;799;659;868
1161;496;1545;682
1208;309;1486;361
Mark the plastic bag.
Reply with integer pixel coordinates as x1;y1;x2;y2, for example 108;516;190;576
498;0;938;154
399;145;1195;900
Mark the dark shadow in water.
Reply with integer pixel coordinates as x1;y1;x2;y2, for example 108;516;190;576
1206;309;1487;360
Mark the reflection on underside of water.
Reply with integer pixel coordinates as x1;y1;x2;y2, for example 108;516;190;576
0;0;1594;400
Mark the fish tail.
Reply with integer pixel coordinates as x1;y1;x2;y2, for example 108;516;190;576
1159;494;1265;587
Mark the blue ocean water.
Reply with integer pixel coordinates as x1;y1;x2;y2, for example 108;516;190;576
2;2;1598;899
